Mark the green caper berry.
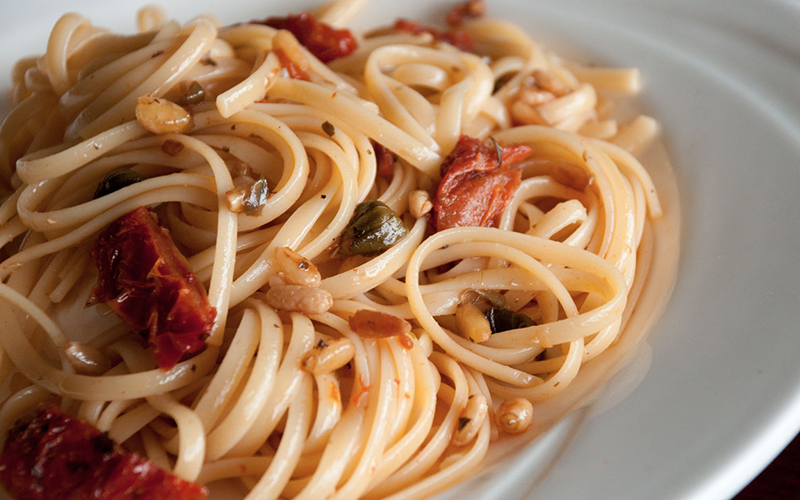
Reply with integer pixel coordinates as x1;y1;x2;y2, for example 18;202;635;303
484;307;535;334
94;169;144;199
339;201;408;256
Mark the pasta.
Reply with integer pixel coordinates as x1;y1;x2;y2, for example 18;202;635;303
0;1;678;499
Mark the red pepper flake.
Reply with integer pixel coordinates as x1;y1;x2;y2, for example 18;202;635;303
392;18;474;53
328;380;340;402
433;135;532;231
273;47;310;80
446;0;486;27
87;207;216;371
254;12;358;63
161;139;184;156
0;406;207;500
371;140;396;179
351;374;372;407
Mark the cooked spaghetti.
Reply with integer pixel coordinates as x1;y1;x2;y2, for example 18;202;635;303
0;0;674;499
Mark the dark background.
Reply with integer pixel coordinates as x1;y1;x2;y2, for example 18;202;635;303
734;433;800;499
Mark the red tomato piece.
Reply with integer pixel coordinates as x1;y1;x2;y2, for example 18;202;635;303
392;19;474;52
255;12;358;63
273;48;310;80
371;140;396;179
433;135;532;231
87;207;215;371
0;406;207;500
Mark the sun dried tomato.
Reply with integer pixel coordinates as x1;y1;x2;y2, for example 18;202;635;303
433;135;532;231
273;48;310;80
371;140;396;179
87;207;215;371
0;406;207;500
392;18;474;52
446;0;486;27
254;12;358;63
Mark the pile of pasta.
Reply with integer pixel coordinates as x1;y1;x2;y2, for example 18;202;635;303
0;1;664;499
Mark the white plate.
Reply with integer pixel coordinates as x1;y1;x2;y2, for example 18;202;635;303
2;1;800;499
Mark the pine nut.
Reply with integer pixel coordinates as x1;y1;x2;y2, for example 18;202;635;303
266;284;333;315
530;69;569;96
455;303;492;343
517;87;556;107
510;99;547;126
301;337;355;375
64;341;112;375
510;70;570;126
495;397;533;435
274;247;321;287
135;95;193;134
349;309;411;338
452;394;488;446
408;189;433;219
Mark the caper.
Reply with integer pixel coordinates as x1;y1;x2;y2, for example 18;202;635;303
339;201;408;256
484;307;535;334
179;81;205;106
227;178;269;215
242;179;269;215
94;169;144;199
